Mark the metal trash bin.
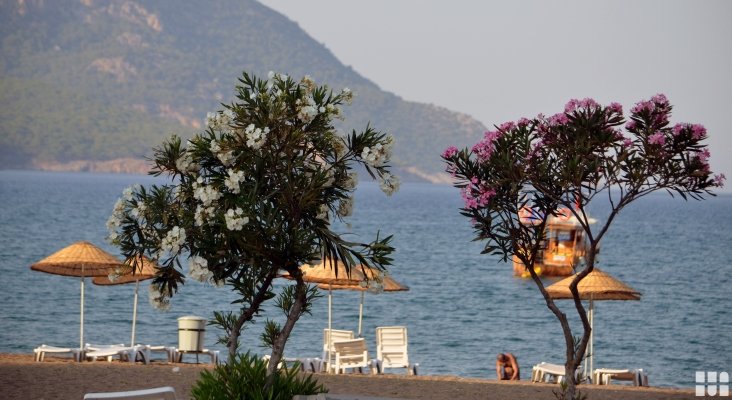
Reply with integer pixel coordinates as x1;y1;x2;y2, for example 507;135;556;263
177;315;207;352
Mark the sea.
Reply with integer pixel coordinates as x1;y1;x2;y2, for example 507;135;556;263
0;170;730;389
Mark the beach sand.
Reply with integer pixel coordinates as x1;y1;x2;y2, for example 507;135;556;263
0;353;703;400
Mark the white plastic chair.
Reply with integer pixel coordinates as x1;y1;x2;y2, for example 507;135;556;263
83;386;177;399
332;338;369;374
33;344;82;362
321;329;354;371
374;326;418;375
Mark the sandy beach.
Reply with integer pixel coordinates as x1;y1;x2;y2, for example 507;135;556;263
0;353;704;400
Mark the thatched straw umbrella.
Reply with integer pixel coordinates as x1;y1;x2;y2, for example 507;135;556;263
545;268;641;378
30;241;123;348
319;265;409;337
92;255;159;346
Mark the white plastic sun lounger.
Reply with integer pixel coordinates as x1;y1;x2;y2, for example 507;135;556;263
84;344;150;364
33;344;83;362
83;386;177;400
374;326;418;375
593;368;649;386
531;362;582;384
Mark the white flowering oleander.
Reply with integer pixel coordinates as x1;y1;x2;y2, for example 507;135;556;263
193;180;222;207
361;136;394;167
244;124;269;149
342;87;353;104
160;226;186;255
379;172;400;196
224;169;246;194
342;172;358;190
148;283;170;311
297;95;319;123
188;255;212;283
332;135;347;158
337;196;354;217
194;205;216;226
129;202;147;220
122;184;140;201
225;208;249;231
210;139;235;166
316;204;329;221
206;109;235;135
175;152;198;173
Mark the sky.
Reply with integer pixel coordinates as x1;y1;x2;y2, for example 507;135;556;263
258;0;731;191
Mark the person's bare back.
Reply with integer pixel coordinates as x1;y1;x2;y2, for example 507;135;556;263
496;353;520;380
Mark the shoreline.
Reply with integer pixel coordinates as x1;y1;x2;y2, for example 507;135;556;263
0;353;701;400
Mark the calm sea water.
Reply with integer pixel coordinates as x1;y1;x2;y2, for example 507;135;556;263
0;170;730;388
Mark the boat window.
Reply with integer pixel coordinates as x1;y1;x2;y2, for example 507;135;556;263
557;230;575;242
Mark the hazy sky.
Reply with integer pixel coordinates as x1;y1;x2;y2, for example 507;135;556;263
258;0;731;191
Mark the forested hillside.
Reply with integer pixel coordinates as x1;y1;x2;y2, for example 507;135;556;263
0;0;486;181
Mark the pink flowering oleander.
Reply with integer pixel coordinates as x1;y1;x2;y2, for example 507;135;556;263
622;137;633;148
517;117;531;128
547;112;569;126
471;130;502;162
714;173;726;187
564;98;599;113
442;146;458;159
698;149;711;164
691;124;707;139
498;121;516;132
607;102;623;114
672;123;685;136
626;120;637;131
648;133;666;146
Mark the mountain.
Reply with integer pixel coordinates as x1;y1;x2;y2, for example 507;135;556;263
0;0;486;182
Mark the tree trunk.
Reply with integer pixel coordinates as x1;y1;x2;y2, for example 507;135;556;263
266;277;307;385
227;272;277;361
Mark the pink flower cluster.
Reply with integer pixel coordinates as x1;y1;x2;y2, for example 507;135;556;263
442;146;458;159
714;173;726;188
630;94;670;127
461;177;495;209
672;123;707;139
564;98;600;113
648;133;666;146
471;130;503;162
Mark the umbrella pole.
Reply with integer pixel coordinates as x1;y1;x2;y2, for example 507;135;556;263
131;279;139;347
589;298;594;382
327;284;332;373
358;291;364;337
80;269;85;351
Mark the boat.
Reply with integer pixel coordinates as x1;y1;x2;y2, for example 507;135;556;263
513;207;596;277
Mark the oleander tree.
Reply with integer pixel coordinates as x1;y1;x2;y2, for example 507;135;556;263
443;94;725;400
107;71;398;379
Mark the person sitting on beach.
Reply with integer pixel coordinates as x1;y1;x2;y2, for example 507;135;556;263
496;352;520;380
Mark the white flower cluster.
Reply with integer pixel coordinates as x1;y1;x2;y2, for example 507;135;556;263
379;172;400;196
160;226;186;255
341;87;353;104
224;169;246;194
244;124;269;150
175;152;198;173
316;204;329;221
210;140;235;166
193;177;222;206
225;208;249;231
148;283;170;311
106;185;140;243
188;255;213;283
206;109;235;135
337;196;354;217
361;136;394;167
342;172;358;190
129;202;147;221
297;95;319;123
332;135;347;158
194;204;216;227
